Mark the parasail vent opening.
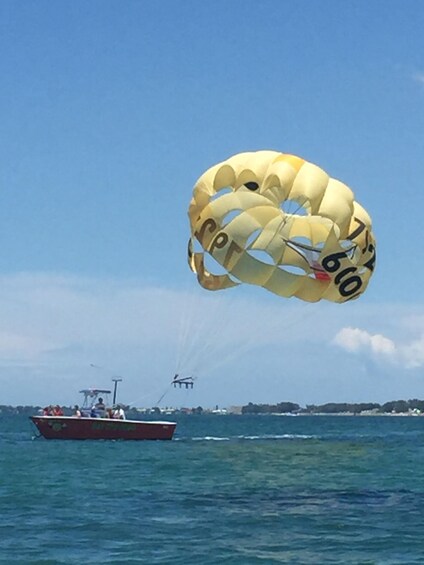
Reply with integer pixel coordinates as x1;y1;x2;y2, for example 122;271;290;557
245;229;261;248
280;199;308;217
204;252;228;276
211;187;233;201
222;209;243;226
278;264;308;276
244;181;259;191
247;249;275;265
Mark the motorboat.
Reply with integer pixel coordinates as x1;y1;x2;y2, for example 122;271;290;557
30;383;176;440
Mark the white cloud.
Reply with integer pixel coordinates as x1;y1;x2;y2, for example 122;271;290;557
400;335;424;369
333;327;396;357
333;325;424;370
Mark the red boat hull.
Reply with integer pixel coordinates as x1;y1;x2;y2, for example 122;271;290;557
31;416;176;440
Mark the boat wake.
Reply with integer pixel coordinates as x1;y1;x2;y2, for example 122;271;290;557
175;433;316;442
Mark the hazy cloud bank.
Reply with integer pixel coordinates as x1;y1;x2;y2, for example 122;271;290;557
1;272;423;405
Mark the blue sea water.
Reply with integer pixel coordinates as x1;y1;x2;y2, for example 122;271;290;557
1;415;424;564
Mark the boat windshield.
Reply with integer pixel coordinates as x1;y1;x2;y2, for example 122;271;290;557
79;389;112;411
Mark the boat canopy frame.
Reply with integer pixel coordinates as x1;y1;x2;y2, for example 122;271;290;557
79;389;112;410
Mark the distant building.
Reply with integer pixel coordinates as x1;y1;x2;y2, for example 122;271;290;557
227;406;243;415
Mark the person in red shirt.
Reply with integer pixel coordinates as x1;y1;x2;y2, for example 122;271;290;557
52;405;64;416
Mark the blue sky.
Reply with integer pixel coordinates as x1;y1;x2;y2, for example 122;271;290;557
1;0;424;407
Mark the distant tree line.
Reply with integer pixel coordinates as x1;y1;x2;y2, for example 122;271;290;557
0;405;42;416
304;402;380;414
242;402;301;414
242;399;424;414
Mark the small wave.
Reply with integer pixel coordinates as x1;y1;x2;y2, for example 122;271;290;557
192;436;231;441
175;433;316;442
174;436;230;442
238;434;315;441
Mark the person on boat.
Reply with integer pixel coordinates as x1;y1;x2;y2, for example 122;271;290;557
43;406;52;416
52;405;64;416
73;405;82;417
91;397;106;417
95;397;106;410
113;405;126;420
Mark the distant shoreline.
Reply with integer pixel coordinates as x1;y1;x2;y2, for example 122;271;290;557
1;404;424;417
271;412;423;417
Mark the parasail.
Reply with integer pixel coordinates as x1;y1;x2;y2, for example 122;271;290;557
188;150;376;303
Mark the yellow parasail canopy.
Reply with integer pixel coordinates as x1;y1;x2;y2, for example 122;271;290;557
188;150;376;303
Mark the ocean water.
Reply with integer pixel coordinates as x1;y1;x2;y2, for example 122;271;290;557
1;415;424;564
